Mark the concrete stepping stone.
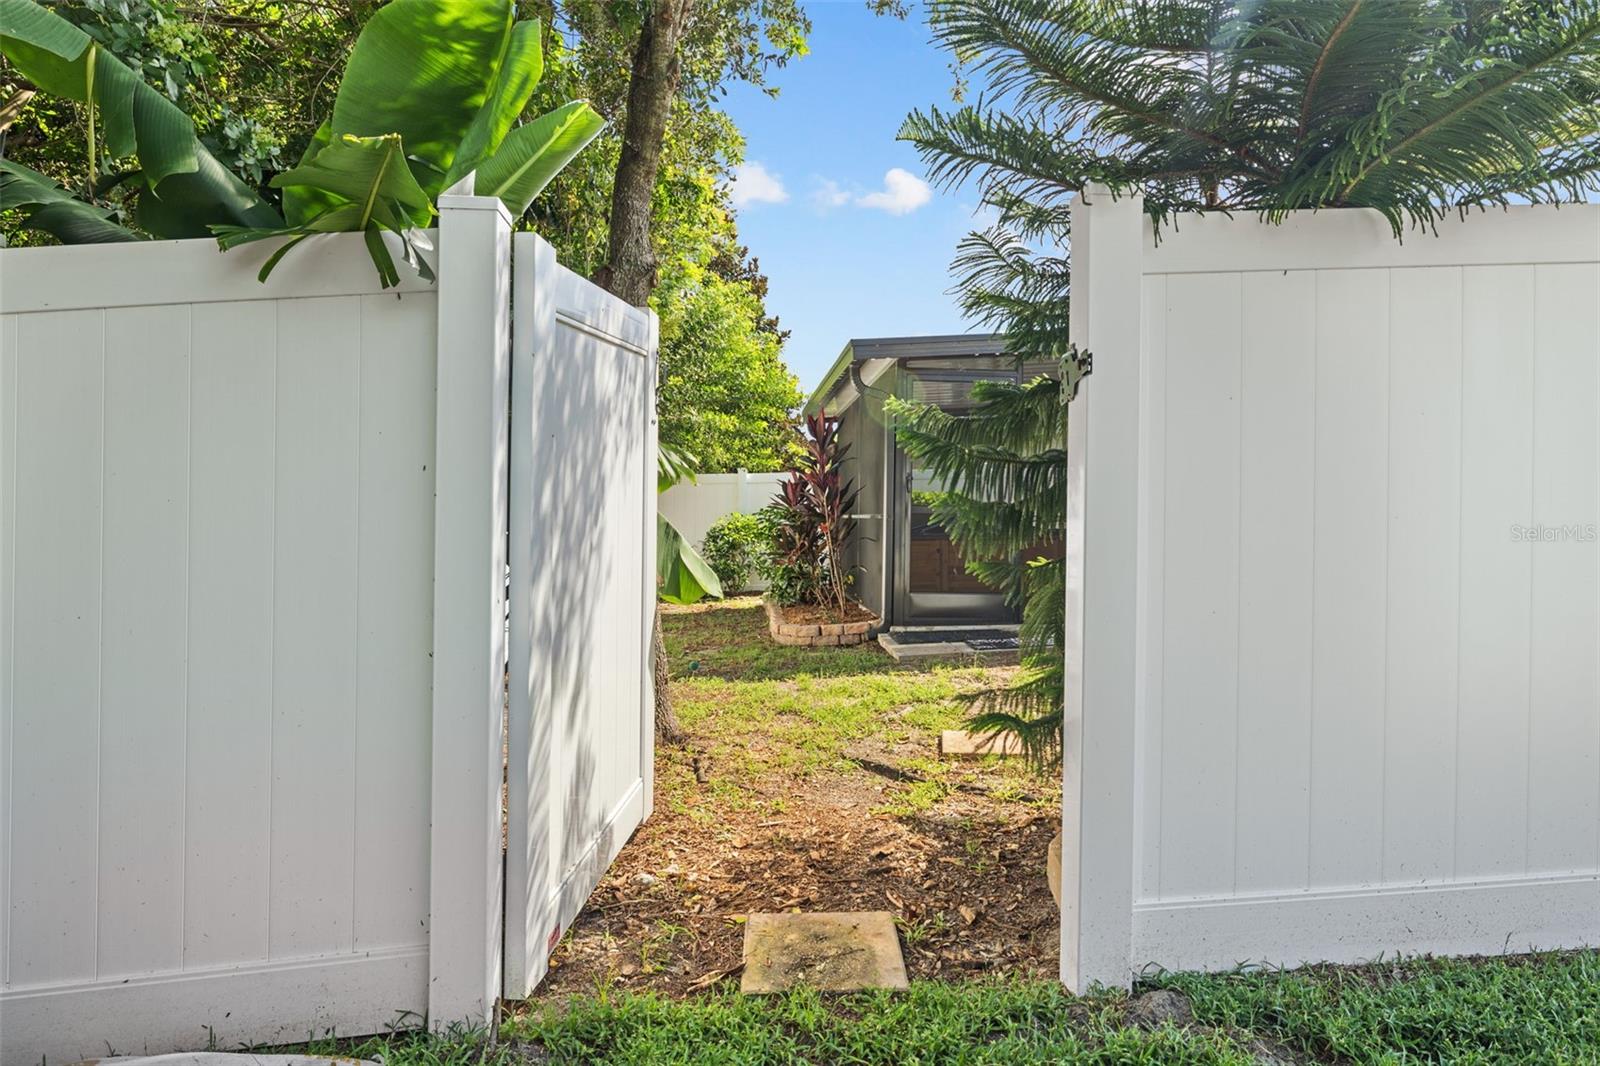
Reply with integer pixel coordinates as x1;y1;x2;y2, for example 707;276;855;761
940;728;1023;757
740;911;909;993
71;1058;375;1066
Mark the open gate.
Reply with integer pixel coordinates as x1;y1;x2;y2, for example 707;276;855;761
503;234;659;996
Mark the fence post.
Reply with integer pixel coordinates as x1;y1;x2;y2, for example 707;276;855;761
1061;184;1144;992
428;188;512;1026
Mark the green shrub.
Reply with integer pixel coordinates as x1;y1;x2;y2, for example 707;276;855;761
753;504;808;605
700;512;765;594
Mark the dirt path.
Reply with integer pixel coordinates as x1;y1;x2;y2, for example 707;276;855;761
534;598;1060;997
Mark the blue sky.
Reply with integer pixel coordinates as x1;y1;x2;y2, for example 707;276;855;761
720;2;982;398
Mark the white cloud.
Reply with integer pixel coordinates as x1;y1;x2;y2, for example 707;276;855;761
728;162;788;207
855;167;933;215
811;178;851;210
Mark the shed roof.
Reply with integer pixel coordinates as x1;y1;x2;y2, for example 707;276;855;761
802;333;1007;418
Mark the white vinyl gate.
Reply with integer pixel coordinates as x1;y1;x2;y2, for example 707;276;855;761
504;235;658;996
0;194;655;1066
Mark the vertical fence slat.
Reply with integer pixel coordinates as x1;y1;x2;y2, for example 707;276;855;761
9;311;105;986
185;301;277;969
1134;274;1166;904
1157;272;1242;900
353;292;438;952
641;314;659;823
0;313;15;989
1527;263;1600;875
1235;269;1316;896
97;305;191;979
1456;267;1535;880
269;296;361;959
1382;268;1464;884
1308;269;1390;889
505;232;556;999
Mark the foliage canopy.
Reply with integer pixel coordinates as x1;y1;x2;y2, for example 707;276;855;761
896;0;1600;768
905;0;1600;236
0;0;604;286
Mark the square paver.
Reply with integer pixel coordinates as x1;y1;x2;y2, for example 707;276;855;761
940;729;1023;756
740;911;909;993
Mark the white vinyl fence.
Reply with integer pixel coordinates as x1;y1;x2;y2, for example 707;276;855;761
0;198;656;1066
1060;190;1600;991
658;471;785;591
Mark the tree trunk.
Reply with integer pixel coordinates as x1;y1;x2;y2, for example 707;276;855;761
653;610;683;744
594;1;695;742
592;0;692;305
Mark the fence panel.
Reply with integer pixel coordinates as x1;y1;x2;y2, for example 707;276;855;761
1062;192;1600;990
658;471;786;591
505;234;657;997
0;236;443;1062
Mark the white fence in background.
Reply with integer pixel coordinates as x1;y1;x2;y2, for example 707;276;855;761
1060;190;1600;991
0;203;656;1066
658;470;785;590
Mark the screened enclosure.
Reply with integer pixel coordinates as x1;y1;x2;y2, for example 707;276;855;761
804;335;1060;630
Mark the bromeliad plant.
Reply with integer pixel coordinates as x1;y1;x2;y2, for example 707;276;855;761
0;0;603;286
771;412;859;620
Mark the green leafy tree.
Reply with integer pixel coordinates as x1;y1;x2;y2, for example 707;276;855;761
528;0;813;742
657;252;801;473
897;0;1600;769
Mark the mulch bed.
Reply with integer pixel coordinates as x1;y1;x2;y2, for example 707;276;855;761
534;744;1060;997
767;599;879;626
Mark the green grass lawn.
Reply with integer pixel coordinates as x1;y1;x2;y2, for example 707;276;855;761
299;952;1598;1065
659;595;1045;817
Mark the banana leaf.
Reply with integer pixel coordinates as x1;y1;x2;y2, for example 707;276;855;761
311;0;518;207
0;159;139;242
1;0;193;185
275;133;433;228
213;134;436;286
658;516;724;606
658;443;700;495
132;150;285;237
445;17;545;188
473;100;605;216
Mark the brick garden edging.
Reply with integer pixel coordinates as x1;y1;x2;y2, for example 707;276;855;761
765;600;879;647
